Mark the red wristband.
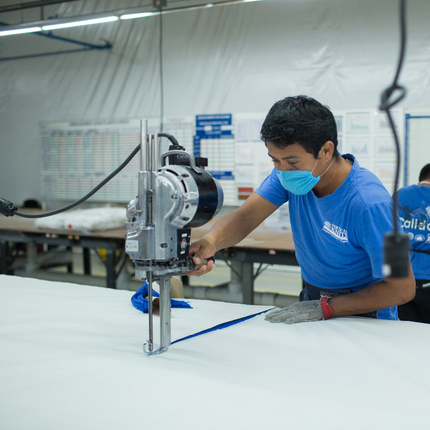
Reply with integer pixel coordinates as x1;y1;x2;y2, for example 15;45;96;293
320;293;334;319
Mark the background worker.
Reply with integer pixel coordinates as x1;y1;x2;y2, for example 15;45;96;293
396;163;430;323
188;95;415;324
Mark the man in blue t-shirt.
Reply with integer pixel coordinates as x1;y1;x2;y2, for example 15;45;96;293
188;95;415;324
396;163;430;323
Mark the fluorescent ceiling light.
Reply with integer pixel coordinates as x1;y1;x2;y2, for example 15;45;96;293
120;12;156;20
0;26;41;36
42;16;118;31
0;0;263;36
120;0;261;20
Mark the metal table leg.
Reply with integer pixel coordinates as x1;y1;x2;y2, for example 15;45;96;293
228;260;254;305
66;246;73;273
0;241;9;274
25;242;38;275
241;261;254;305
83;248;91;275
105;249;116;289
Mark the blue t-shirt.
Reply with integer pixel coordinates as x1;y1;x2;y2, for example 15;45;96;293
255;154;398;320
397;184;430;280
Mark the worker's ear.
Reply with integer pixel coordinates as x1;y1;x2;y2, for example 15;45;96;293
321;141;335;160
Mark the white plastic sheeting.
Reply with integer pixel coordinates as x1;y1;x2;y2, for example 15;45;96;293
34;207;127;231
1;0;430;204
1;274;430;430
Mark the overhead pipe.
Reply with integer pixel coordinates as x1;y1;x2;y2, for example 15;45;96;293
0;21;112;61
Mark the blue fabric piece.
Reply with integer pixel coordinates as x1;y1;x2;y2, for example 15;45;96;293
255;154;399;320
397;184;430;280
131;282;192;313
131;284;271;347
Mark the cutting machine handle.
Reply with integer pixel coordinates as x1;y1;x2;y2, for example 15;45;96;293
160;150;202;174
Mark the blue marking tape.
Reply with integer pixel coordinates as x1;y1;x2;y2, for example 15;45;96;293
171;307;275;345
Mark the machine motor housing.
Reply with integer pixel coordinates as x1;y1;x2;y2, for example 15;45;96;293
125;162;223;278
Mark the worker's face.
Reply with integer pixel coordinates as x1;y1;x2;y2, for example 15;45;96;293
267;142;320;173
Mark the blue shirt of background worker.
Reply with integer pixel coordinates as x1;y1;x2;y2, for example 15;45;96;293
396;164;430;323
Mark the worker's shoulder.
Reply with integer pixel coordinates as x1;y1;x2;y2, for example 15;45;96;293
397;184;430;207
396;184;421;200
348;165;392;209
398;184;418;193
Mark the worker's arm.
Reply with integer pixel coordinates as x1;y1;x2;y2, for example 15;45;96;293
329;264;416;316
187;192;279;276
266;264;415;324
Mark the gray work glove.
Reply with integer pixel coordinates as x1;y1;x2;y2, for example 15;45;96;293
265;300;325;324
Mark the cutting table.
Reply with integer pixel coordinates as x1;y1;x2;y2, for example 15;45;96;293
1;274;429;430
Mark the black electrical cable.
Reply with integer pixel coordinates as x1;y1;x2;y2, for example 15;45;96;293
379;0;407;234
379;0;410;278
0;133;181;219
13;142;141;219
158;132;179;147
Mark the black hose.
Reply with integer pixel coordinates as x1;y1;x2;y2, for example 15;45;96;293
2;133;181;219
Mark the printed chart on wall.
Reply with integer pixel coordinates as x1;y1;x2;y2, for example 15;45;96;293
404;111;430;186
234;112;268;205
334;108;404;192
40;116;194;203
193;114;236;205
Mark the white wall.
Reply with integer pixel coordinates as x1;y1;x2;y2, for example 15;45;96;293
1;0;430;205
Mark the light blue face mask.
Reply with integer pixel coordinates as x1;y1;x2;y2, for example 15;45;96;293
276;153;334;195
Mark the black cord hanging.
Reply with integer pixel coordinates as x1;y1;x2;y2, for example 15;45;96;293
0;133;181;219
379;0;410;278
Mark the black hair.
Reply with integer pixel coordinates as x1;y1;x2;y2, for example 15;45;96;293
419;163;430;182
260;95;339;158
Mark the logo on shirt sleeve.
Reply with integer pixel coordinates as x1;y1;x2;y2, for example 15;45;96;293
323;221;348;243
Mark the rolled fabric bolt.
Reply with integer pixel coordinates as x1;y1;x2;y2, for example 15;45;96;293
152;277;184;314
170;277;184;298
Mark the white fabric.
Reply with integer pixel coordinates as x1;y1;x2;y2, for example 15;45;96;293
34;207;126;231
1;274;430;430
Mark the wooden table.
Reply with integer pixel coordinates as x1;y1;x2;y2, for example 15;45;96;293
0;212;297;302
191;223;297;304
0;212;126;289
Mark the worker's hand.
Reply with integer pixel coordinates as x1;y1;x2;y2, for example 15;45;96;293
187;238;216;277
265;300;325;324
